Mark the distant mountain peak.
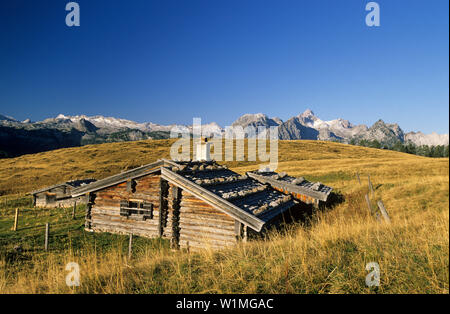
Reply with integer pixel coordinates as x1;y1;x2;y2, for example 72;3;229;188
239;113;268;120
0;114;17;122
56;114;68;119
300;109;315;117
232;113;279;128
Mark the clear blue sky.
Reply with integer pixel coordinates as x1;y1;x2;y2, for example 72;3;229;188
0;0;448;133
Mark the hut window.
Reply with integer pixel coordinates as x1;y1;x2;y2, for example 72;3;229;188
120;200;153;220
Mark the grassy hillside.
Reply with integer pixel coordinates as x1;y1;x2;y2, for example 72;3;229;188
0;139;429;195
0;140;448;293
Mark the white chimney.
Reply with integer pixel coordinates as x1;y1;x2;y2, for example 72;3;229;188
195;138;211;161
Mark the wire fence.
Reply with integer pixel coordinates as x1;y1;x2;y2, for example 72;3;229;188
0;197;87;253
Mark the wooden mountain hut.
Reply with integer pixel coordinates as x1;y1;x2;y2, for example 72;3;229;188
71;157;332;251
31;179;96;208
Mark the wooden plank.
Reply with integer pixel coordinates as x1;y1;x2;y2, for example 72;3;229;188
128;234;133;259
179;217;235;230
31;182;69;195
13;208;19;231
92;224;160;238
91;213;160;227
179;229;236;242
180;224;235;238
247;172;330;201
95;194;160;204
365;194;381;222
91;207;160;219
179;213;235;226
180;205;232;217
91;210;160;222
92;221;160;236
72;161;164;197
44;223;49;251
179;222;235;236
377;200;391;223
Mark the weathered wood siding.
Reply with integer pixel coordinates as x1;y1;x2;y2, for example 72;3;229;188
87;174;243;250
90;174;166;238
178;189;237;250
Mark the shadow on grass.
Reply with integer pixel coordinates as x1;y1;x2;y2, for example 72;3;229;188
0;246;32;266
252;191;345;239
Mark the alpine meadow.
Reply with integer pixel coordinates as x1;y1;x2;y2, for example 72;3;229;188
1;0;449;301
0;139;448;293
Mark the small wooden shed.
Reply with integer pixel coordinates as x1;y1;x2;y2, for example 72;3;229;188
71;159;332;250
31;179;96;208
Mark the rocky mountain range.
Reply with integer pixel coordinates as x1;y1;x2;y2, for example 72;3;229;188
231;109;448;147
0;110;448;157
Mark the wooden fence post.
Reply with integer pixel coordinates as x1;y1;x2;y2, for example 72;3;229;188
45;223;50;251
13;208;19;231
356;172;361;185
365;194;381;222
128;233;133;259
368;175;374;196
72;201;77;220
377;200;391;223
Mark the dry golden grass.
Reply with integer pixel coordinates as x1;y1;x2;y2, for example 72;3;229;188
0;139;419;196
0;140;448;293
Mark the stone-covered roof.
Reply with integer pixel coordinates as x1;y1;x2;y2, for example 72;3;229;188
166;161;298;223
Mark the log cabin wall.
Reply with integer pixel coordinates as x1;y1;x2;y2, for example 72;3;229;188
178;188;238;250
89;174;168;238
87;174;240;249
